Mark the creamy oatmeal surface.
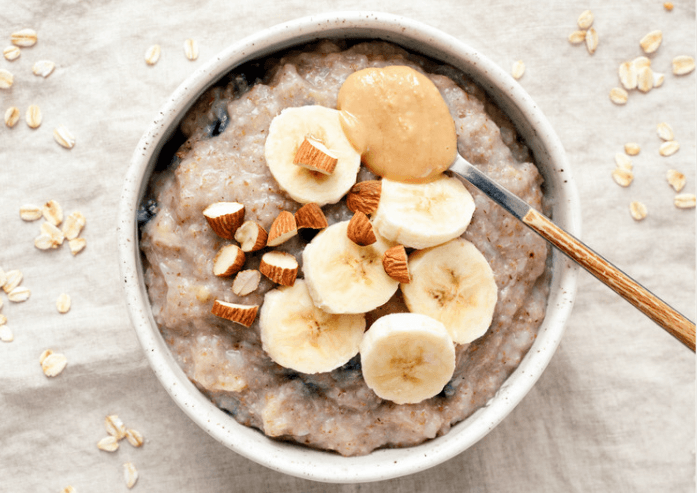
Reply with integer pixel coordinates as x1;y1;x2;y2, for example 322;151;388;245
140;40;549;456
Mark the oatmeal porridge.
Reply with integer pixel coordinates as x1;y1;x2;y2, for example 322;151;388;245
139;40;549;456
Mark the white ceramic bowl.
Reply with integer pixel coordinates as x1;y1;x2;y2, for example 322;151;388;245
117;11;580;484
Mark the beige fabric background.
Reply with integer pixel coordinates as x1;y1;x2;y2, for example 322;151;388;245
0;1;694;491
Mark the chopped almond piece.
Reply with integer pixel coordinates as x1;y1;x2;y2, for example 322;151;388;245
293;138;338;175
259;251;298;286
294;203;328;229
267;211;297;246
382;245;411;284
347;211;377;246
234;221;268;252
212;244;246;277
232;269;262;296
346;180;381;215
211;300;259;327
203;202;245;240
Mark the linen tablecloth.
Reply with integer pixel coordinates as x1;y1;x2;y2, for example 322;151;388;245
1;1;694;491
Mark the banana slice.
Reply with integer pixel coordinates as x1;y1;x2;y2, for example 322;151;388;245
265;105;361;206
401;238;498;344
360;313;455;405
259;279;365;374
372;174;475;249
302;220;399;314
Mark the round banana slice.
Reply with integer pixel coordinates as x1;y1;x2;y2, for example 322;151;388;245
302;220;399;314
401;238;498;344
360;313;455;405
264;105;361;206
372;174;475;249
259;279;365;374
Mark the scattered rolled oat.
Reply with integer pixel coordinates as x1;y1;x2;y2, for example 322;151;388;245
105;415;127;440
612;168;633;187
672;56;695;75
577;10;594;30
659;140;679;156
585;28;598;55
615;153;633;170
636;66;654;93
60;487;77;493
639;30;662;54
42;200;63;226
11;29;38;47
624;143;640;156
34;233;55;250
56;293;71;313
3;270;22;293
125;428;144;448
3;45;20;61
68;238;86;255
664;2;674;10
568;30;586;44
4;106;19;127
32;60;55;77
619;61;637;90
8;286;31;302
511;60;525;80
0;314;6;325
667;170;686;192
674;193;696;209
184;38;198;61
629;201;647;221
123;462;138;489
145;44;160;65
633;56;651;70
0;325;13;343
40;221;65;245
0;69;14;89
41;351;67;377
19;205;42;221
25;105;42;129
656;122;674;141
609;87;628;105
97;436;120;452
62;211;86;240
54;125;76;149
653;72;665;88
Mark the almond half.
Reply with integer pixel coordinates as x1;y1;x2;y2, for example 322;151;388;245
346;180;381;215
259;251;298;286
213;244;245;277
293;138;338;175
382;245;411;284
211;300;259;327
203;202;245;240
267;211;297;247
234;220;268;252
347;211;377;246
294;202;328;229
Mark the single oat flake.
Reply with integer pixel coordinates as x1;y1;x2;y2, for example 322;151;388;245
672;56;695;76
666;170;686;192
54;125;76;149
615;153;632;170
97;435;120;452
0;69;14;89
578;10;594;30
8;286;31;302
585;28;599;55
511;60;525;80
41;351;67;377
629;201;647;221
145;44;161;65
11;29;38;47
618;61;637;90
659;140;680;157
123;462;138;489
639;30;662;54
609;87;628;105
612;168;633;187
25;105;42;129
636;66;654;93
43;200;63;226
624;143;640;156
125;428;144;448
633;56;651;70
56;293;71;313
664;2;674;10
184;38;199;60
34;233;55;250
0;325;13;343
105;414;127;440
32;60;55;78
656;122;674;141
3;270;22;293
0;314;7;326
653;72;665;88
68;237;86;255
60;487;77;493
62;211;86;240
568;30;586;44
3;45;20;61
4;106;20;127
674;194;696;209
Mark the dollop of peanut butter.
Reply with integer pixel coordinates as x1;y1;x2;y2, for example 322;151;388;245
337;66;457;183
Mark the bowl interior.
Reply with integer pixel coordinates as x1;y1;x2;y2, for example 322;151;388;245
118;12;580;484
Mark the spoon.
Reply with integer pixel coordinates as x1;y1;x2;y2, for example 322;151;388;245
449;154;696;351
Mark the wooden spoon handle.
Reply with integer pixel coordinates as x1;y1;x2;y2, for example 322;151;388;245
523;208;696;351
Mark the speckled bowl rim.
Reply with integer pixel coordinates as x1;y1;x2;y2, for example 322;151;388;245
117;11;580;484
